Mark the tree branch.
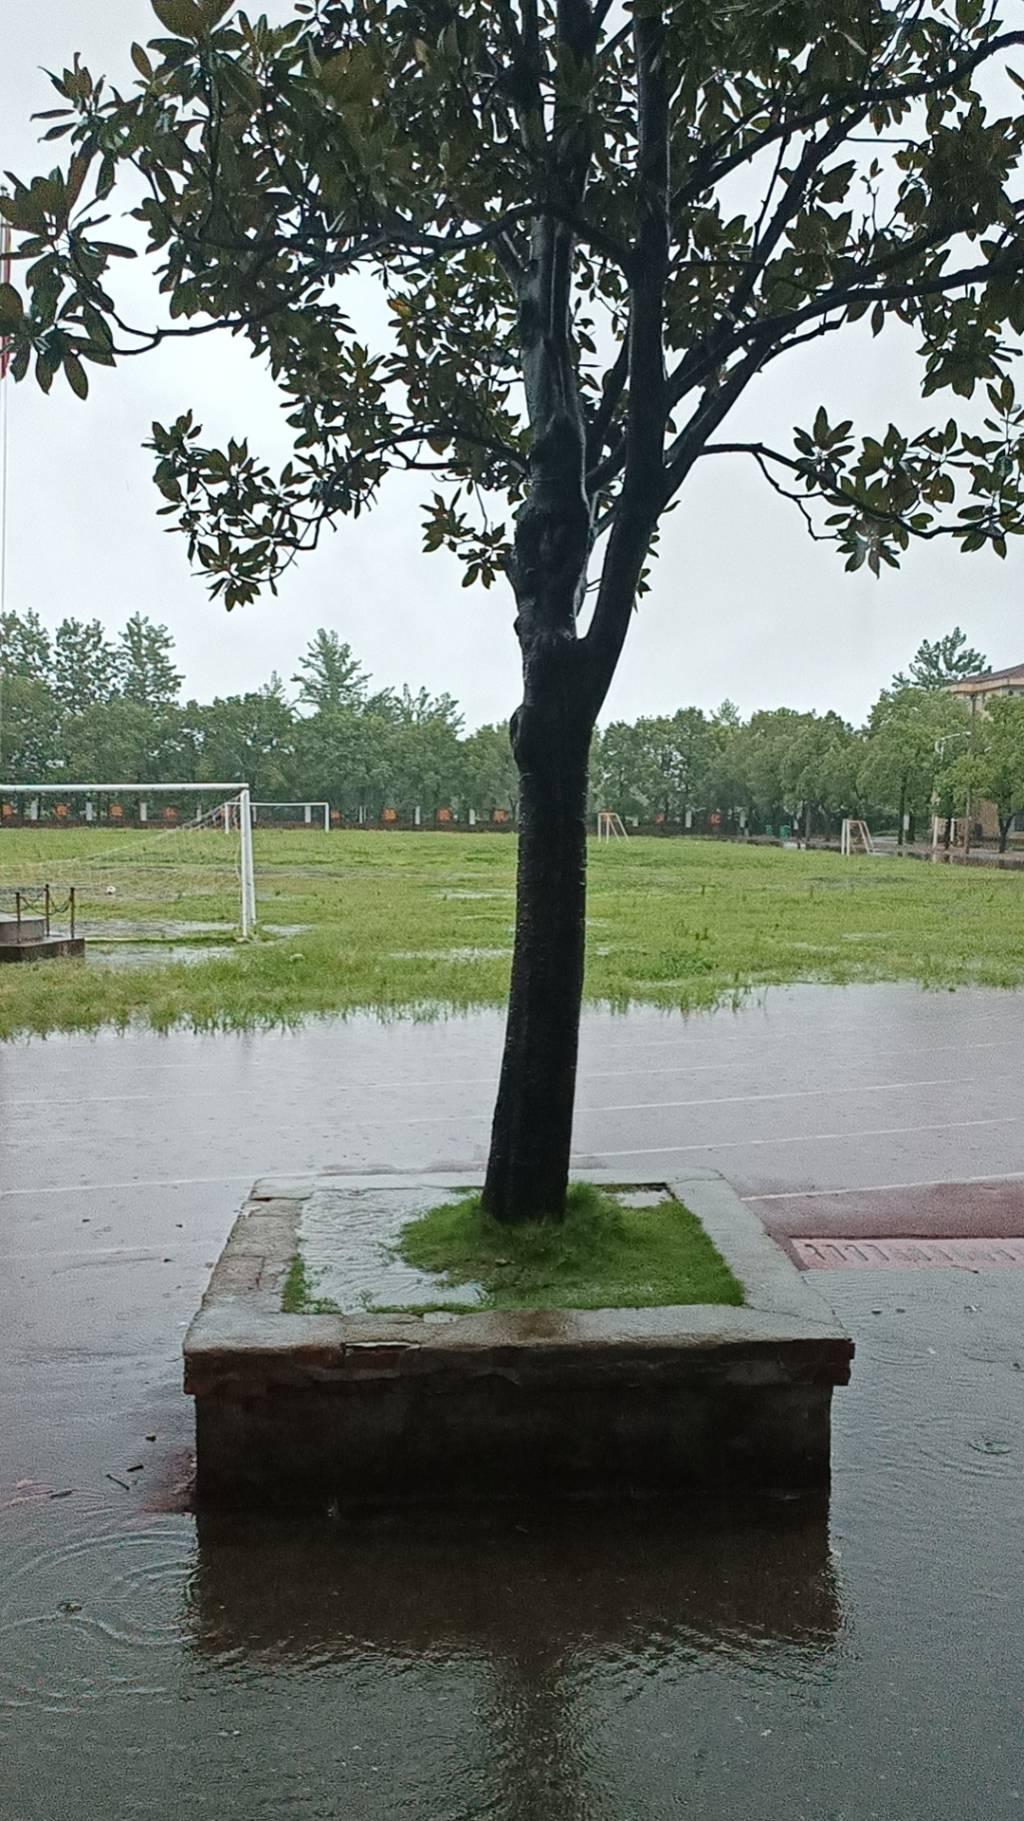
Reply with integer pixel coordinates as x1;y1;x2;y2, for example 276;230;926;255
697;439;967;543
673;28;1024;209
584;2;669;703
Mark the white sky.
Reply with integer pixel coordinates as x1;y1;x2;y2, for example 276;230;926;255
2;1;1020;727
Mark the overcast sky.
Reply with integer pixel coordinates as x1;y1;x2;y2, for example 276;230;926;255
2;1;1020;729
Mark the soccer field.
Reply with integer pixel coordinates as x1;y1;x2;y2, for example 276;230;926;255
1;828;1022;1039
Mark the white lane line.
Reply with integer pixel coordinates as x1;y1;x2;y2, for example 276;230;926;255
3;1023;1021;1099
0;1171;282;1199
587;1115;1017;1159
5;1054;1016;1121
2;1123;1021;1199
3;1064;1017;1161
398;1070;1015;1127
743;1169;1024;1202
5;1041;1013;1107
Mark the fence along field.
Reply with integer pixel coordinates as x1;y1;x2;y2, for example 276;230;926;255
1;827;1023;1041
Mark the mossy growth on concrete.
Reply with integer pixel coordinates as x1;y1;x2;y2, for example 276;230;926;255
281;1254;340;1315
375;1183;744;1314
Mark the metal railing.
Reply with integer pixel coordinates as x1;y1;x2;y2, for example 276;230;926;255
2;885;76;940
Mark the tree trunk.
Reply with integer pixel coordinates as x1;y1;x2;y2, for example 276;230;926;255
897;779;907;851
999;815;1012;854
482;680;592;1224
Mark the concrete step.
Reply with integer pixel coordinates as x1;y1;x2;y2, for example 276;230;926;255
0;916;45;944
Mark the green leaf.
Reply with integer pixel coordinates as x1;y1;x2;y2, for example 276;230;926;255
151;0;203;39
63;352;88;398
0;282;23;326
131;44;154;79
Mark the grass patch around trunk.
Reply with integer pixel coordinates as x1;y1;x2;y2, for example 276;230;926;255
386;1183;744;1313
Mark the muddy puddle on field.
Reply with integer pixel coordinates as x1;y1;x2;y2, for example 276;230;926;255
87;942;240;971
85;924;311;970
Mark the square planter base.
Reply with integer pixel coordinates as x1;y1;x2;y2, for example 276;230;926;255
185;1170;853;1506
0;935;86;963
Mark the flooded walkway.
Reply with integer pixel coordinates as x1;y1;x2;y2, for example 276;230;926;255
2;986;1024;1816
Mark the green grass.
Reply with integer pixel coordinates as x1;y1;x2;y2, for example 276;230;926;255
287;1182;745;1315
282;1254;343;1316
1;827;1023;1039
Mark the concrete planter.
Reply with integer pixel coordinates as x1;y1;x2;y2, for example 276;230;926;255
185;1170;853;1506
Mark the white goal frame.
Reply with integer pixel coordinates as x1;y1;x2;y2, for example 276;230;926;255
597;810;629;840
251;800;330;832
0;781;257;938
840;817;875;856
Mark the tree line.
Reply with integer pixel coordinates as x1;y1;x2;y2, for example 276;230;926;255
3;615;1023;842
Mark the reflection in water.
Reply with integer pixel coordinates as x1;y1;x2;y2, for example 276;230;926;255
191;1499;840;1820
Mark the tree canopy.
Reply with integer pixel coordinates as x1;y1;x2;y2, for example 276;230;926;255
1;0;1023;639
891;624;988;688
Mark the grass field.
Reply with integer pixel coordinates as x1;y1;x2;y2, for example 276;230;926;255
1;827;1023;1039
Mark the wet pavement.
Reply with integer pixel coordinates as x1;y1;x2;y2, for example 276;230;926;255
2;985;1024;1816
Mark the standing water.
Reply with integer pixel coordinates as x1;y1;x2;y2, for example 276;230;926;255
2;992;1023;1816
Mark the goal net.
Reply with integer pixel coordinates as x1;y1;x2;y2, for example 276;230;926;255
596;810;629;840
0;787;257;941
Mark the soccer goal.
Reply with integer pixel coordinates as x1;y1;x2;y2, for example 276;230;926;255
597;810;629;841
251;800;330;831
840;818;875;856
0;783;257;938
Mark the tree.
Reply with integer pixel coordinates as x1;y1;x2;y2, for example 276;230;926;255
64;697;197;782
461;722;520;823
117;613;182;708
859;687;969;844
781;711;856;838
0;677;64;782
198;678;296;795
0;609;52;683
891;626;989;691
959;694;1024;849
53;616;119;714
592;721;642;822
293;628;367;713
5;3;1024;1219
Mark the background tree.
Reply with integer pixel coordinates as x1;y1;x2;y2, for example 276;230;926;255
293;629;367;714
198;678;296;795
0;609;52;684
460;722;520;823
0;677;64;782
859;687;969;845
891;627;989;691
53;616;119;715
591;721;647;824
782;712;856;839
954;694;1024;850
63;697;196;783
5;1;1024;1218
117;613;182;708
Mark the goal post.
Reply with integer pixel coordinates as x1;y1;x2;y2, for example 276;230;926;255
250;800;331;832
840;818;875;856
0;782;257;938
597;810;629;841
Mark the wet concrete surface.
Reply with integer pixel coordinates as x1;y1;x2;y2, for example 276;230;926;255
2;986;1024;1815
